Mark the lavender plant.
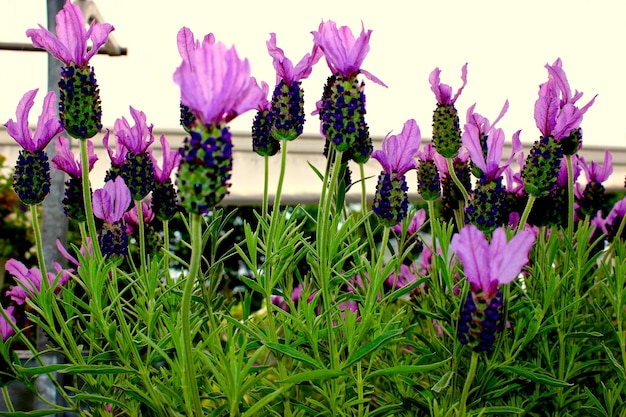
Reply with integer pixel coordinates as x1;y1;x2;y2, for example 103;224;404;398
0;3;625;416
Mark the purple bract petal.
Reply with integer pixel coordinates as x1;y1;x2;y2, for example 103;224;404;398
372;119;420;175
173;31;264;126
26;0;113;66
5;89;62;152
429;63;468;105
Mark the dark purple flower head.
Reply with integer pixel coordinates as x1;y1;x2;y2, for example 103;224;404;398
371;119;421;176
51;136;97;177
267;32;322;85
173;28;264;127
26;0;113;67
92;176;132;224
5;89;63;152
151;135;181;184
451;225;535;298
115;107;155;155
429;63;468;105
312;20;386;86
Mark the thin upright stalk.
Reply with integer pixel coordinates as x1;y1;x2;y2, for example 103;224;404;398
517;194;537;233
458;351;479;417
566;154;575;239
79;138;101;259
135;199;147;276
446;157;469;204
359;163;376;256
30;204;48;281
262;155;270;219
180;213;204;415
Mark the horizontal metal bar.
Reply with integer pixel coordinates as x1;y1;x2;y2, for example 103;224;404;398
0;41;127;56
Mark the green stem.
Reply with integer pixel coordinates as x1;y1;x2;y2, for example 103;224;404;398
135;199;147;276
458;351;479;417
566;154;575;239
446;157;469;205
517;194;537;233
359;163;376;257
79;138;101;259
180;213;204;416
2;385;14;412
263;155;270;219
30;204;47;282
272;139;288;217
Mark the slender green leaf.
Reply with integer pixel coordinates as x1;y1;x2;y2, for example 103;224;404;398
265;342;322;370
365;360;448;381
280;369;348;384
500;365;573;387
344;329;403;368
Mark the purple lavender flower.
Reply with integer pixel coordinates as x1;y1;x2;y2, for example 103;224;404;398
266;32;322;141
102;129;128;182
5;258;70;305
0;307;17;341
150;135;181;221
430;63;468;158
92;177;132;257
451;225;535;351
462;103;522;232
576;150;613;218
26;0;114;139
173;28;264;213
534;58;596;153
115;107;156;201
5;89;63;205
371;119;420;226
313;20;385;162
392;209;427;264
52;135;97;221
252;81;280;157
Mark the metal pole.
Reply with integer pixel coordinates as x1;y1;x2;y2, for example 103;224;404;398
35;0;66;413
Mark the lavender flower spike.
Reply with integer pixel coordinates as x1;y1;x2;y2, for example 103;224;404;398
92;177;132;257
5;89;63;205
27;0;114;139
451;225;535;351
430;63;468;158
371;119;421;226
174;30;264;213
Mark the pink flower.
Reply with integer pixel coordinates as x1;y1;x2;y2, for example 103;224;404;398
578;150;613;184
114;107;155;154
5;89;63;152
392;209;427;235
451;225;535;298
123;197;154;235
26;0;114;67
534;58;596;140
266;32;322;85
5;259;70;305
151;135;181;184
371;119;421;175
173;29;264;126
429;63;468;105
52;136;97;177
92;177;132;224
0;307;17;341
102;129;128;168
462;101;522;180
311;20;386;86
